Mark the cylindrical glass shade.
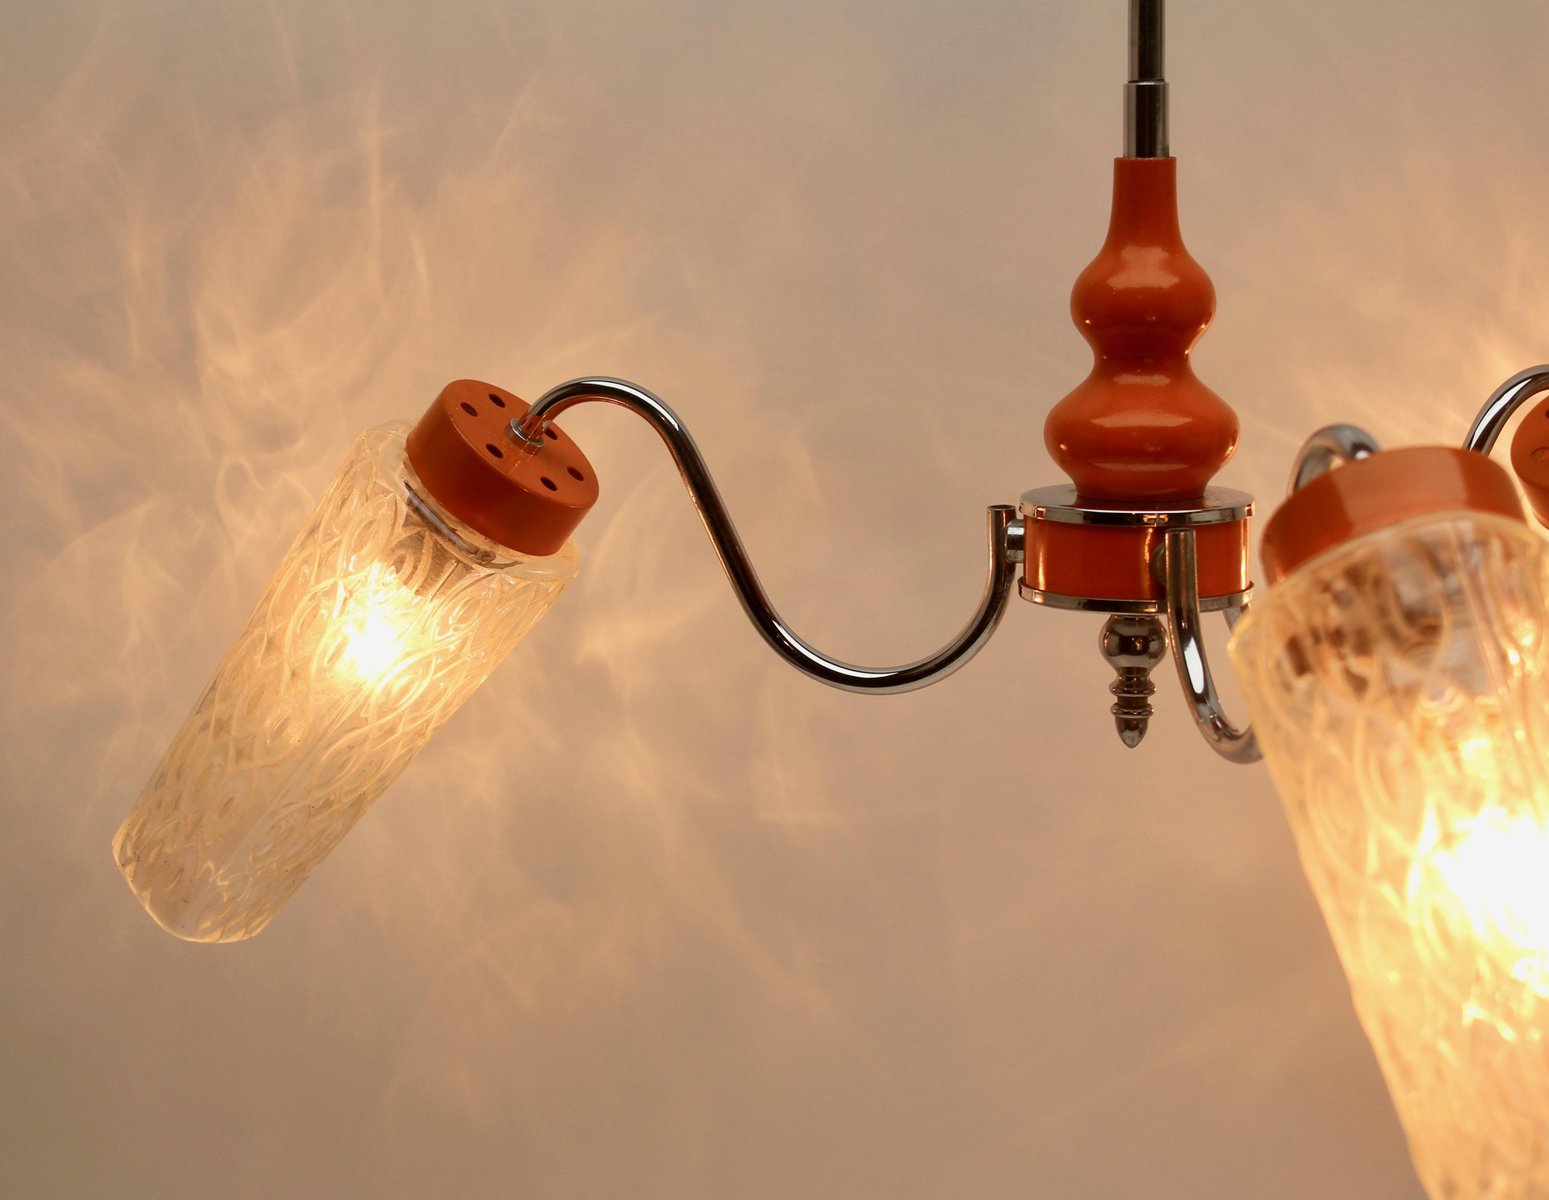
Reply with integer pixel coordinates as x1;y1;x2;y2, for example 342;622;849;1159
114;421;579;943
1230;511;1549;1198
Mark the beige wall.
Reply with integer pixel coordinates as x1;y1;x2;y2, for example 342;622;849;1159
3;1;1546;1196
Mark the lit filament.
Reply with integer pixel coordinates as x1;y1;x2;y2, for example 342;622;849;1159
1430;803;1549;992
338;569;419;685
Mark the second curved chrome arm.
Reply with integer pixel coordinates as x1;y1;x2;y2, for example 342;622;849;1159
1151;364;1549;764
1285;424;1379;493
1462;365;1549;454
508;377;1021;694
1160;529;1261;764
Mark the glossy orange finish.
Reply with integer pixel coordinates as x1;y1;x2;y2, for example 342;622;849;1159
1509;393;1549;527
1260;447;1524;585
1024;518;1249;604
1044;158;1238;502
406;380;599;556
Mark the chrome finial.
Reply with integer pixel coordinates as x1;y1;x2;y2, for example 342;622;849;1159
1100;615;1167;748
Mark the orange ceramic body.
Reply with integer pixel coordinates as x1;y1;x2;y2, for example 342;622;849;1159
1044;157;1238;502
1024;519;1249;605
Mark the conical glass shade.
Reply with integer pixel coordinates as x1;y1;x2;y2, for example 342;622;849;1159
114;421;579;943
1230;511;1549;1198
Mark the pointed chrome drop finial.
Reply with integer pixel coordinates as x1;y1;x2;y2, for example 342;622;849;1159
1100;615;1167;748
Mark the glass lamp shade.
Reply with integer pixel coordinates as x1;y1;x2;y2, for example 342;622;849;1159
1230;508;1549;1198
113;421;580;943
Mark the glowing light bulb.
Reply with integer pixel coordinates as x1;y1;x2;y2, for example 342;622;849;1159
338;568;416;685
342;607;404;682
1431;804;1549;993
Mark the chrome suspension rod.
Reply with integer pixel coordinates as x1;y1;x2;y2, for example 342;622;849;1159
1125;0;1168;159
508;377;1022;695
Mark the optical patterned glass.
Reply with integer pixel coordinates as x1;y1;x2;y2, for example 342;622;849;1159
114;421;579;943
1230;512;1549;1199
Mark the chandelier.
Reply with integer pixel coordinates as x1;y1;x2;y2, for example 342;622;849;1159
110;4;1549;1196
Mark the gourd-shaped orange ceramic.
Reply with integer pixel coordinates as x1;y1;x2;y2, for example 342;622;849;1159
1045;157;1238;502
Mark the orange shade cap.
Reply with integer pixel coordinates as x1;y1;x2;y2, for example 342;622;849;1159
1509;391;1549;527
406;380;599;556
1259;447;1525;585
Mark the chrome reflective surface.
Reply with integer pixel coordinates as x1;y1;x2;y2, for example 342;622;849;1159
1019;584;1249;615
1124;0;1168;158
403;482;500;565
1019;485;1253;527
1003;517;1026;565
1286;424;1380;494
1100;614;1166;749
1461;364;1549;454
1129;0;1164;79
510;377;1019;694
1161;528;1261;764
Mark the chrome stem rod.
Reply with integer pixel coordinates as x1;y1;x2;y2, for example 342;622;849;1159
509;377;1022;695
1125;0;1169;158
1461;365;1549;454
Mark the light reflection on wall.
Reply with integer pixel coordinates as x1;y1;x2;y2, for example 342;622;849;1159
2;1;1548;1197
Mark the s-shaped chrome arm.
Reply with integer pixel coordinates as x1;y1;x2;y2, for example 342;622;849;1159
507;377;1022;695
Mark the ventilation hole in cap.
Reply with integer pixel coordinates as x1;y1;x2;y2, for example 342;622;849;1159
1534;447;1549;463
460;402;478;416
540;476;558;491
487;392;507;408
567;466;584;481
486;443;505;459
544;428;559;441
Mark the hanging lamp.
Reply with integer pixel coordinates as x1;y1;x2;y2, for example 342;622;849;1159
112;4;1549;1196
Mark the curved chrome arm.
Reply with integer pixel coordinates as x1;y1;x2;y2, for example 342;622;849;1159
1160;529;1261;764
1462;365;1549;454
508;377;1021;694
1286;424;1380;494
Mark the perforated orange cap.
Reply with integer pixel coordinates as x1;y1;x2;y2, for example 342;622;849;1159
1509;392;1549;528
405;380;599;556
1259;446;1524;585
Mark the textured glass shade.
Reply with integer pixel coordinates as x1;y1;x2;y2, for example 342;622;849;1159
1230;512;1549;1198
114;422;579;943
